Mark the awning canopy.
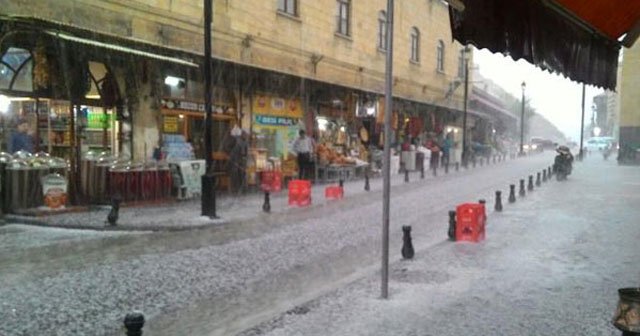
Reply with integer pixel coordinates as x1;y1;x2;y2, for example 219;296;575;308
449;0;640;90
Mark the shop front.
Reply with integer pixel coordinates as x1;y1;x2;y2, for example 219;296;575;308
249;92;302;186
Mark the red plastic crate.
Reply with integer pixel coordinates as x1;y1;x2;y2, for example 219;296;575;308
288;179;311;206
261;171;282;192
324;185;344;200
455;203;486;242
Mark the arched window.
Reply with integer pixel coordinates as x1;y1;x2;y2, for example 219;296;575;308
0;48;33;92
410;27;420;62
436;40;445;72
378;11;387;50
336;0;351;36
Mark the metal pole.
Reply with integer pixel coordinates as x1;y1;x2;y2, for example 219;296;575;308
519;84;525;155
381;0;394;300
579;83;585;160
461;52;469;167
201;0;217;218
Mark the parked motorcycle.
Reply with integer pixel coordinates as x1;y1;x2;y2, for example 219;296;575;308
554;146;573;181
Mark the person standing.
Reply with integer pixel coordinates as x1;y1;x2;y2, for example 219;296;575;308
292;130;315;180
10;119;34;153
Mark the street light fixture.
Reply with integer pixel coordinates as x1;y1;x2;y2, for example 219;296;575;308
519;81;526;156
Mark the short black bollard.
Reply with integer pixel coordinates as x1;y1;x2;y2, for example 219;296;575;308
107;195;121;226
536;172;541;187
401;225;415;259
364;172;370;191
493;155;497;164
480;158;484;167
339;179;344;188
542;169;547;182
444;163;449;174
448;210;456;241
262;191;271;213
472;159;477;168
455;162;460;172
508;184;516;203
420;164;425;179
124;312;145;336
519;179;526;197
528;175;534;191
405;169;410;183
548;166;552;176
432;164;437;177
495;190;503;212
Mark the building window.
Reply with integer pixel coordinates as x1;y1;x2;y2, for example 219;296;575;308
436;40;445;72
336;0;350;36
378;11;387;50
0;47;33;92
410;27;420;63
278;0;298;16
457;49;465;78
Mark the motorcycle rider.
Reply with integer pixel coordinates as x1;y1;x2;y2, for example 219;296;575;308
554;145;573;179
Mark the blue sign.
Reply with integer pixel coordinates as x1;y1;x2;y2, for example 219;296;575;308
255;115;298;126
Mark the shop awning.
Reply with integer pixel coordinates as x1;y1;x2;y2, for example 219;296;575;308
449;0;640;90
470;94;518;122
46;31;199;68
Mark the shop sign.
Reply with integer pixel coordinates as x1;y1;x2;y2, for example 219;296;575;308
255;115;298;127
253;94;302;118
162;99;205;112
163;116;180;133
87;112;112;129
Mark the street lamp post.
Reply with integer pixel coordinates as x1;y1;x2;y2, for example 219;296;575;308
461;46;470;168
519;81;526;156
201;0;217;218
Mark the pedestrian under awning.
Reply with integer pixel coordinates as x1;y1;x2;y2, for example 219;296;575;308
448;0;640;90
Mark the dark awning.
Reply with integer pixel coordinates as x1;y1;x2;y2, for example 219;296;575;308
449;0;640;90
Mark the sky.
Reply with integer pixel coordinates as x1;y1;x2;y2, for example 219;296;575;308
473;48;605;141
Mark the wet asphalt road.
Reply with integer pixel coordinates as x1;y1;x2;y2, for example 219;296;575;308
1;154;568;335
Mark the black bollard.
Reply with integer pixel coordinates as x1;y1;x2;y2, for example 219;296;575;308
495;190;503;212
542;169;547;182
124;312;145;336
528;175;534;191
364;172;370;191
432;164;437;177
455;162;460;172
420;164;425;179
508;184;516;203
405;169;409;183
472;158;477;168
548;166;552;176
519;179;526;197
107;195;121;226
339;179;344;188
444;163;449;174
480;158;484;167
536;172;541;187
493;155;497;164
262;191;271;213
448;210;456;241
401;225;415;259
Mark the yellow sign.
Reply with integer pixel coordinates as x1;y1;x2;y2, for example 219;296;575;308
253;93;303;118
163;116;179;133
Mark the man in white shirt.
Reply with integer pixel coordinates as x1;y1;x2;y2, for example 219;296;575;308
292;130;315;180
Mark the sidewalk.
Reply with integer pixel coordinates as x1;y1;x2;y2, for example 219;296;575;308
238;158;640;336
5;157;516;231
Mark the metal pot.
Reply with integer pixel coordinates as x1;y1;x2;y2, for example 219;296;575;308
81;150;99;199
5;159;29;212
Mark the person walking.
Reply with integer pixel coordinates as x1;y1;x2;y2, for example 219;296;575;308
293;130;315;180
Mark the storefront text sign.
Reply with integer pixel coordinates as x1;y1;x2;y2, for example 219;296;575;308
255;115;297;126
163;116;179;133
253;94;302;118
